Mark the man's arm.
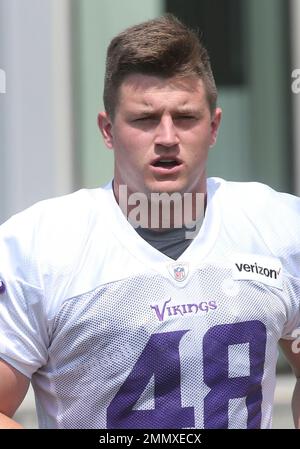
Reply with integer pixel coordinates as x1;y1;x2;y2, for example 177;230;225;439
279;338;300;428
0;359;30;428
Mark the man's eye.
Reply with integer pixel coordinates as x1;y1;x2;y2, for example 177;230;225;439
135;116;155;120
132;117;157;124
176;115;195;120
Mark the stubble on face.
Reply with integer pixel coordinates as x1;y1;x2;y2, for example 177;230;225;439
108;74;221;204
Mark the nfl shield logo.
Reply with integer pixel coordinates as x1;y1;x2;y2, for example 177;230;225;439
168;263;189;282
174;266;185;281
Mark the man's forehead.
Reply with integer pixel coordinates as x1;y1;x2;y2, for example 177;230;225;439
120;73;205;93
117;74;207;111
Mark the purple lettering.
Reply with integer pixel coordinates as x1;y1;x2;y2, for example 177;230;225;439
208;300;217;310
150;298;172;322
198;302;209;312
187;304;198;314
172;305;184;316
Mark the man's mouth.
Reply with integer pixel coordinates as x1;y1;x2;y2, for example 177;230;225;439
152;159;180;169
150;157;183;175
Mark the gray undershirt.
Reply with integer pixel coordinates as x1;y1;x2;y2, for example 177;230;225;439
135;224;201;260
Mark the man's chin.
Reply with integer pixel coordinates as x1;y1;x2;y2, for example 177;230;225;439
145;180;187;195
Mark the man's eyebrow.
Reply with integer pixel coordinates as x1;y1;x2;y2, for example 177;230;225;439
128;106;203;116
127;108;161;117
175;106;203;115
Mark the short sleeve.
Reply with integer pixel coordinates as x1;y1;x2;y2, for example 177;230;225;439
271;191;300;340
280;274;300;340
0;208;49;378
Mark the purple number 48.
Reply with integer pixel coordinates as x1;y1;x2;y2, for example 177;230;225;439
107;320;266;429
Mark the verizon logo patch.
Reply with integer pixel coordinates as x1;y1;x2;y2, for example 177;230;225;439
232;254;283;290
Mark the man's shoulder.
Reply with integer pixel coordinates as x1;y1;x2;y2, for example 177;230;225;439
209;176;278;200
0;185;114;261
0;185;115;283
209;177;300;267
209;177;300;214
1;185;111;231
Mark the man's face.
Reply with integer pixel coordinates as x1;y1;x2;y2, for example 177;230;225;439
98;74;222;199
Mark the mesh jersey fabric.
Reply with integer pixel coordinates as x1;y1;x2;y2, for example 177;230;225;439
0;177;299;429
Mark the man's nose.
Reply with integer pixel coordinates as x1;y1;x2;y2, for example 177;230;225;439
154;116;179;147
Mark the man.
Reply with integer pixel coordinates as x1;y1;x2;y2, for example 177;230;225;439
0;15;299;429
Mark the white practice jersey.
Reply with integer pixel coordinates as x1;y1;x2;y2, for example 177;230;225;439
0;177;300;429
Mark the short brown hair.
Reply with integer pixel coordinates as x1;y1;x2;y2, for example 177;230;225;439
103;14;217;118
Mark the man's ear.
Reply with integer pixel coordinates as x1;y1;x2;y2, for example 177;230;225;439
209;107;222;147
98;112;114;149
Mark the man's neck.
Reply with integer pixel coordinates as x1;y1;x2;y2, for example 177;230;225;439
113;182;207;232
